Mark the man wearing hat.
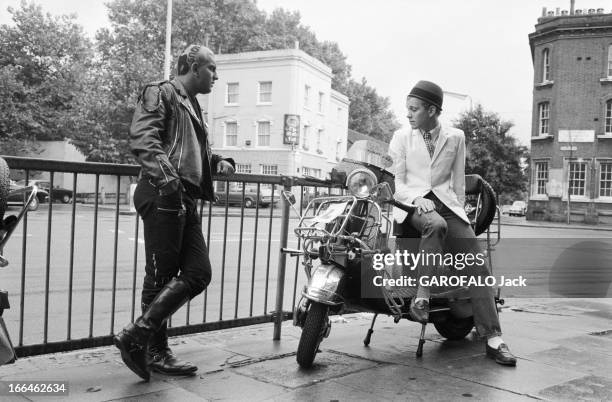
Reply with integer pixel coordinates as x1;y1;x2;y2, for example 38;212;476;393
388;80;517;366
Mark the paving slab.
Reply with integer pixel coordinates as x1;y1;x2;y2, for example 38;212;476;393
0;363;175;402
264;379;388;402
168;370;286;402
526;345;612;377
334;364;533;402
107;387;206;402
536;375;612;401
232;351;381;389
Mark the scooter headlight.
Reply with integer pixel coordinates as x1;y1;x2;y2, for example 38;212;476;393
346;169;377;198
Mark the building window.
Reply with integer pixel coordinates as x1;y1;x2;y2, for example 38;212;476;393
568;161;587;196
224;122;238;146
304;85;310;108
236;163;251;174
302;125;310;150
606;100;612;134
535;161;548;195
542;48;550;82
261;164;278;175
257;121;271;146
336;141;342;160
318;92;324;113
226;83;239;105
608;45;612;77
600;162;612;197
258;81;272;103
303;167;321;178
538;102;549;136
316;129;323;153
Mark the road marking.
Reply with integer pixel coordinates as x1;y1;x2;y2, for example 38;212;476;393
9;234;33;238
128;237;145;244
109;229;125;234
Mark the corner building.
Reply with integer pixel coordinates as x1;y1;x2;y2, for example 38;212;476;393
205;48;350;181
528;7;612;223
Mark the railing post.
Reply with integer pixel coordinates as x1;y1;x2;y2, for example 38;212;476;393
273;176;292;340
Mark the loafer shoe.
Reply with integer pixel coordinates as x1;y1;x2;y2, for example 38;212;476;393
486;343;517;366
409;298;429;323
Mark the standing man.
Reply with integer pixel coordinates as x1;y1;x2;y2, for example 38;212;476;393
389;81;516;366
114;45;235;381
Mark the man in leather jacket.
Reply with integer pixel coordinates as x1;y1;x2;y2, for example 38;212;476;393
114;44;235;381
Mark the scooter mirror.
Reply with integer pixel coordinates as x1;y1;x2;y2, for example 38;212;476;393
282;190;296;206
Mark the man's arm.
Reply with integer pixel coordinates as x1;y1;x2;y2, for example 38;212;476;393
451;132;466;205
129;84;181;195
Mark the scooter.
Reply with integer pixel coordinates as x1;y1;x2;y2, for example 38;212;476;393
281;140;501;368
0;156;39;365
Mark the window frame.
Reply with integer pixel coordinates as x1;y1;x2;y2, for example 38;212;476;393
226;82;239;106
568;160;587;197
302;125;310;151
599;160;612;198
534;160;549;197
605;100;612;134
304;85;311;109
607;44;612;78
256;120;271;147
542;48;550;82
261;164;278;175
538;102;550;136
224;121;238;147
257;81;272;104
318;92;324;113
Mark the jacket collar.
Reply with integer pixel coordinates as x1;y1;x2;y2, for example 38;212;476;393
411;123;448;163
171;79;205;130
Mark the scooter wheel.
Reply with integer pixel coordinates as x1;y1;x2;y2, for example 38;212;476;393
433;316;474;340
296;302;328;368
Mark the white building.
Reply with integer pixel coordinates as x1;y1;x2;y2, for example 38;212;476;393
205;48;350;179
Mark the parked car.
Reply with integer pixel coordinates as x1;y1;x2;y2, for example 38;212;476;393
500;204;512;215
6;180;49;211
16;180;73;204
214;184;279;208
508;200;527;217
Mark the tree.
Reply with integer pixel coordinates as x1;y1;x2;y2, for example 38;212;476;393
453;104;529;203
346;78;400;142
0;1;93;156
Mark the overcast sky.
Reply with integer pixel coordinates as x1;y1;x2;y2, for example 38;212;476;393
2;0;611;145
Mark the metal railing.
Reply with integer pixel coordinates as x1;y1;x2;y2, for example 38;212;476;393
1;156;341;357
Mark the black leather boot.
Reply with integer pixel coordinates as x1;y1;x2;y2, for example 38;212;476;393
142;303;198;376
114;279;191;381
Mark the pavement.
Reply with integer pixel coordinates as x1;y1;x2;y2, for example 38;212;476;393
1;298;611;401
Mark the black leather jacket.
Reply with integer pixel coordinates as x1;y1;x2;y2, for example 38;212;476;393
129;79;234;201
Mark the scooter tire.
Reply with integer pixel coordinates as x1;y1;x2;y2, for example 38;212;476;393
296;302;328;368
473;177;497;236
0;157;9;222
433;316;474;340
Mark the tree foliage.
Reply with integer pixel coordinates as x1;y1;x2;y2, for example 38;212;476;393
0;2;93;155
1;0;399;160
453;104;529;203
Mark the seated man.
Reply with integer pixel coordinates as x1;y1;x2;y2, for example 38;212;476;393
388;80;517;366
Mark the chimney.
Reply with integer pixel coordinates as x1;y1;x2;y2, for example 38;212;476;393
542;7;547;17
570;0;575;15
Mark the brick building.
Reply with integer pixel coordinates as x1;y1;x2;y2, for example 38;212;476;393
204;48;350;183
528;6;612;224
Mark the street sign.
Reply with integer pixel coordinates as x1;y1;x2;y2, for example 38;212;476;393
283;114;300;145
558;130;594;142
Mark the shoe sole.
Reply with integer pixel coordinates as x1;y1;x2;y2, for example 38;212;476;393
486;352;517;367
150;366;198;376
113;336;151;381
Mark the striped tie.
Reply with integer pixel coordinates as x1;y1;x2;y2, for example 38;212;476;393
423;132;435;158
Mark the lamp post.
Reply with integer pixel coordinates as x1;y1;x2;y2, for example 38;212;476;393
163;0;173;80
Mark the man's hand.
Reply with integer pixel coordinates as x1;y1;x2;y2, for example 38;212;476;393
217;160;235;175
413;197;435;215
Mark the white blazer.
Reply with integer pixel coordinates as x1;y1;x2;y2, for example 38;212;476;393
388;124;469;224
